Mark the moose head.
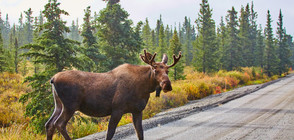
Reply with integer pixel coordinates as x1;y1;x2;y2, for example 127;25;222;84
140;50;182;95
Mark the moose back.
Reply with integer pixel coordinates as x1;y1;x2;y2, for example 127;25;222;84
45;50;181;140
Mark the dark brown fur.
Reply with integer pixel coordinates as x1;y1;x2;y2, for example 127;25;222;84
45;51;181;140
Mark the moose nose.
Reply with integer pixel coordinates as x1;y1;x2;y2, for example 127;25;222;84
160;80;172;93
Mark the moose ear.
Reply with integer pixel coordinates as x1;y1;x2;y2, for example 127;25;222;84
161;54;168;64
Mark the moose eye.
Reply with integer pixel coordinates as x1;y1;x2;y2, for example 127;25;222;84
166;71;169;74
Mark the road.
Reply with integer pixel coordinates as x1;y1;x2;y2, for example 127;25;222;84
122;76;294;140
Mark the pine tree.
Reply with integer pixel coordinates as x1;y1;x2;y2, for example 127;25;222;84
194;0;218;73
276;9;291;74
264;10;278;76
169;29;185;80
20;0;83;132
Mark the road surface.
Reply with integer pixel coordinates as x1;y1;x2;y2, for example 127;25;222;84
122;76;294;140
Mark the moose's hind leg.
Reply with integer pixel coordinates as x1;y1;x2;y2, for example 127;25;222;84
54;106;75;140
45;91;62;140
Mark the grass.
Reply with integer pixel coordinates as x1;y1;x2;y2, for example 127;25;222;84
0;67;288;139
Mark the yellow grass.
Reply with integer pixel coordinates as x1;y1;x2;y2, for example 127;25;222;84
0;67;286;139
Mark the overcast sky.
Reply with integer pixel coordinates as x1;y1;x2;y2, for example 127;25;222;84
1;0;293;36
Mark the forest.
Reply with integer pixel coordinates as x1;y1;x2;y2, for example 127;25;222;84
0;0;293;139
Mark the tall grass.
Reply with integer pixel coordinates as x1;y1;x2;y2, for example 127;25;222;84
0;67;285;139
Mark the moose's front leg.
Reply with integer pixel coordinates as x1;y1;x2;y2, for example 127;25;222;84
106;111;123;140
132;112;143;140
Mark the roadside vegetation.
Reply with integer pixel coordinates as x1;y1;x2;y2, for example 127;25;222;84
0;66;288;139
1;0;293;139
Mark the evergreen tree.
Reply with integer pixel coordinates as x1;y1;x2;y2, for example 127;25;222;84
238;4;251;66
264;10;278;76
69;19;81;41
18;13;25;47
249;2;258;66
276;9;291;74
81;6;104;72
156;24;166;61
165;25;171;48
169;29;185;80
155;15;163;47
13;38;19;73
225;7;241;70
142;18;153;52
24;8;34;44
194;0;218;73
217;16;227;69
182;17;193;66
3;14;10;48
20;0;83;132
97;0;142;70
287;35;294;67
255;25;265;68
0;26;6;72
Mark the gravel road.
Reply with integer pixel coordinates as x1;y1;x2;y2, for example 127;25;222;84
79;74;294;140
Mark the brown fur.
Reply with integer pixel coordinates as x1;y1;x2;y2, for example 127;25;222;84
45;51;181;140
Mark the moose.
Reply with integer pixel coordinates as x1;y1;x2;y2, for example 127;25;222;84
45;50;182;140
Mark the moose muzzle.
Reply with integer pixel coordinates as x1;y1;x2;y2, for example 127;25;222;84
160;80;172;93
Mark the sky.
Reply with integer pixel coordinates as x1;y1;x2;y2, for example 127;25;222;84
0;0;294;36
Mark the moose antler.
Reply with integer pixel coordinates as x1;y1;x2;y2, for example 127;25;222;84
140;49;157;66
167;51;182;68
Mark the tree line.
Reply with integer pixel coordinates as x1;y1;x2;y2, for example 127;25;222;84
0;0;293;132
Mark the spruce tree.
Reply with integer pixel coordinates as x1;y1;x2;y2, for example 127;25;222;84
0;27;5;72
97;0;142;70
225;7;240;70
264;10;278;76
194;0;218;73
169;29;185;80
238;4;251;67
24;8;34;44
13;38;19;73
142;18;154;52
255;25;265;68
156;24;166;61
81;6;104;72
20;0;83;132
183;17;193;66
276;9;291;74
217;16;227;69
249;2;258;67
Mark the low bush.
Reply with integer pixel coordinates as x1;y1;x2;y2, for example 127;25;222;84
0;66;284;139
